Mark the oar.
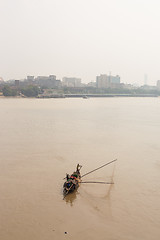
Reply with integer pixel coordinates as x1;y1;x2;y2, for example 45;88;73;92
81;181;114;184
81;159;117;178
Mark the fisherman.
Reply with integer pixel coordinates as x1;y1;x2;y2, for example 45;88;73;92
66;173;70;180
63;164;83;196
71;164;81;178
69;164;82;185
76;164;82;174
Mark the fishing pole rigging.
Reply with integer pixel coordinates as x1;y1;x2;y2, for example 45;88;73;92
81;181;114;184
81;159;117;179
79;159;117;185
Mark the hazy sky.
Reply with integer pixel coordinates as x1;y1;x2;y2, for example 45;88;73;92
0;0;160;85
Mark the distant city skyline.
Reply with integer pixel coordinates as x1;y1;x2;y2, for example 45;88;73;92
1;0;160;86
1;72;158;86
1;73;159;87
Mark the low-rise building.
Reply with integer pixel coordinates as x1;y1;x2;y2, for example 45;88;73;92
35;75;61;88
15;80;20;87
87;82;96;87
27;76;34;82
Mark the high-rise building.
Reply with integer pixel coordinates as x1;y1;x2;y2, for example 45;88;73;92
96;74;120;88
157;80;160;90
96;74;110;88
110;75;120;84
62;77;82;87
0;77;4;83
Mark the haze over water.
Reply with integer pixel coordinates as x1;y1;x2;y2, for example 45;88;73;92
0;97;160;240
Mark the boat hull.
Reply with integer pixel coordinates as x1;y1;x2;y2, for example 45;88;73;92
63;175;81;196
63;164;82;197
63;180;79;195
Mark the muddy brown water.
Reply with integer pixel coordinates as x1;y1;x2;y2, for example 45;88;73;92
0;97;160;240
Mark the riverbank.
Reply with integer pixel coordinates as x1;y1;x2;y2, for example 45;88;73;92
38;93;159;98
0;93;159;98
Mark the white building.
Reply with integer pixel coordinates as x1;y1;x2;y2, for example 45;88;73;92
0;77;4;83
96;74;110;88
35;75;61;88
96;74;120;88
157;80;160;90
62;77;82;87
110;75;120;84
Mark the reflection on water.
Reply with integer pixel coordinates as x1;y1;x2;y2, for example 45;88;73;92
64;161;116;206
64;191;78;206
104;163;116;198
64;178;114;207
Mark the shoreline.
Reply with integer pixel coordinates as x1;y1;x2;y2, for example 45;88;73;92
0;94;159;98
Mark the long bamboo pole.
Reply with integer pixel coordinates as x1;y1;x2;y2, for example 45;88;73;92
81;181;114;184
81;159;117;178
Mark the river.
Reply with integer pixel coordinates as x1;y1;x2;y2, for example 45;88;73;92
0;97;160;240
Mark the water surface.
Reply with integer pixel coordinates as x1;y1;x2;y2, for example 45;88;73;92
0;97;160;240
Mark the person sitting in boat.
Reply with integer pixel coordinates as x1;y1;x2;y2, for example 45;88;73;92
76;164;82;174
70;164;82;183
65;164;82;182
73;164;82;175
66;173;70;180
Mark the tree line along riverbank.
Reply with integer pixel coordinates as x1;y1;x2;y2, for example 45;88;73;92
0;84;160;98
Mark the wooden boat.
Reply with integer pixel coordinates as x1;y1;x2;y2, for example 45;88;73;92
82;95;88;99
63;159;117;197
63;164;82;197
